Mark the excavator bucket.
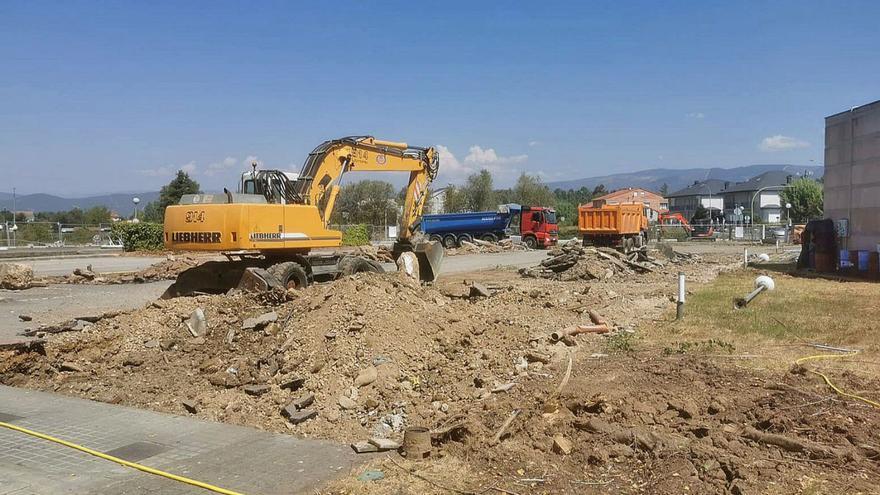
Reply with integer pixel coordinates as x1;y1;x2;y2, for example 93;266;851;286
413;241;445;282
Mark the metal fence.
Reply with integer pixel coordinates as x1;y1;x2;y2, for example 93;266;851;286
652;223;794;244
0;222;121;248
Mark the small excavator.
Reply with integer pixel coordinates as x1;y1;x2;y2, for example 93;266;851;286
162;136;443;297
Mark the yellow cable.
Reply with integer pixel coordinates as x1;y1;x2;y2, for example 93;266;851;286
0;420;247;495
794;352;880;409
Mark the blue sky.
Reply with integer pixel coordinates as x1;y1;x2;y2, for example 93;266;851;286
1;1;878;195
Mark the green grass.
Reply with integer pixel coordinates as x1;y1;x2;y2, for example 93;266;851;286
663;270;880;348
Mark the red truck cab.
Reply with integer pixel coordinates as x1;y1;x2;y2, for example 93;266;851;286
517;206;559;249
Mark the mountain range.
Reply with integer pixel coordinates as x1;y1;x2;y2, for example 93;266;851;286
1;164;824;214
0;191;160;217
545;164;823;194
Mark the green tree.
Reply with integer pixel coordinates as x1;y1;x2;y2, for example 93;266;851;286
461;169;495;211
84;206;112;225
659;183;669;196
156;171;201;220
442;185;468;213
554;200;578;226
330;180;397;225
512;173;555;207
692;204;709;223
592;184;607;197
781;178;823;223
141;201;163;223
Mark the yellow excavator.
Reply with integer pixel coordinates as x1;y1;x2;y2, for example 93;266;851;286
162;136;443;296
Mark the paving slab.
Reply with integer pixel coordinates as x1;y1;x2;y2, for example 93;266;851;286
0;385;361;495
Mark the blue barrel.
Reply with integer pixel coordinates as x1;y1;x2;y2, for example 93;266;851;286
859;251;870;271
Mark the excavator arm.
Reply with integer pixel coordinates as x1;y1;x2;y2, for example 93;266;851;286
292;136;439;241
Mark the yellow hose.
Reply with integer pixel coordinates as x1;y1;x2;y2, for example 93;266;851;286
794;352;880;409
0;420;247;495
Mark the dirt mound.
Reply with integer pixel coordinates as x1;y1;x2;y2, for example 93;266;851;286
445;238;531;256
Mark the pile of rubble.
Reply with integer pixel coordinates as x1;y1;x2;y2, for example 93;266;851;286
519;243;694;281
39;255;204;285
445;238;530;256
0;263;34;290
347;245;394;263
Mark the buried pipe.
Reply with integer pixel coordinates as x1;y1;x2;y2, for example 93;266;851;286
734;275;775;310
551;311;610;340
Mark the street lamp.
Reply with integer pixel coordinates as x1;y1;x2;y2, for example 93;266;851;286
785;202;792;227
132;197;141;222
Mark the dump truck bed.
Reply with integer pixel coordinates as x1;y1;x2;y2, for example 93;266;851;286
578;203;645;236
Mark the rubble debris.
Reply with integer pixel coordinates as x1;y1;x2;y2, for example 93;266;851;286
18;315;33;322
243;384;270;396
58;361;84;372
291;393;315;410
181;399;199;414
354;366;378;387
519;244;684;281
73;267;96;280
469;282;492;298
553;434;573;455
241;311;278;330
0;263;34;290
282;407;317;425
368;437;400;451
445;238;531;256
351;441;379;453
279;375;305;391
38;255;204;286
185;308;206;337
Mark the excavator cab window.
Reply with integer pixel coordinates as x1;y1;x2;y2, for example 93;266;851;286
243;179;257;195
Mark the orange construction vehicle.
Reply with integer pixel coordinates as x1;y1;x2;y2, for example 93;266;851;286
578;201;648;252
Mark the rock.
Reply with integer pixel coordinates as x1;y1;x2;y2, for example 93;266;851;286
668;399;699;419
469;283;492;298
18;315;33;322
396;252;419;282
356;469;385;482
242;311;278;331
368;437;400;451
122;357;144;367
182;399;199;414
338;396;358;410
553;434;573;455
292;393;315;410
73;267;96;280
354;366;378;387
143;339;160;349
279;375;305;391
282;407;317;425
0;263;34;290
351;441;379;454
58;361;83;373
243;384;270;396
185;308;206;337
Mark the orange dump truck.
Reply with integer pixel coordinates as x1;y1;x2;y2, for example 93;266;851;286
578;201;648;251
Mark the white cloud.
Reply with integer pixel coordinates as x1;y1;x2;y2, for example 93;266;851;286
686;112;705;119
463;145;527;166
528;140;541;147
138;165;175;177
759;135;810;152
243;155;263;168
204;156;238;177
180;161;197;174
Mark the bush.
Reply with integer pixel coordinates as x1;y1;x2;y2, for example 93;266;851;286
111;222;164;251
341;224;370;246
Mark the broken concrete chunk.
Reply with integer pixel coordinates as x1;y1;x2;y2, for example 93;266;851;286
243;384;270;396
469;283;492;298
292;393;315;410
241;311;278;331
279;376;305;391
338;396;358;410
368;437;400;451
283;407;317;425
491;382;516;393
354;366;378;387
351;441;379;453
0;263;34;290
181;399;198;414
553;434;573;455
58;362;84;373
18;315;33;322
143;339;160;349
185;308;206;337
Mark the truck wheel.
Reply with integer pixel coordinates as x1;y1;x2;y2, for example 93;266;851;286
457;233;473;246
268;261;309;290
429;234;442;243
480;233;497;243
442;234;458;249
338;256;383;277
524;236;538;249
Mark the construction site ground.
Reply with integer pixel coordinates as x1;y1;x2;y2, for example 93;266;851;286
1;242;878;494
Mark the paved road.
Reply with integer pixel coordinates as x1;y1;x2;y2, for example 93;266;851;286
439;249;548;274
0;282;171;344
21;256;166;277
0;385;360;495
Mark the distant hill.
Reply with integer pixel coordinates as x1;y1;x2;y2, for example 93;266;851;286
546;164;823;193
0;191;160;216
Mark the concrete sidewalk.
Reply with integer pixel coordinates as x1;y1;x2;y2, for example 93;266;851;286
0;386;360;494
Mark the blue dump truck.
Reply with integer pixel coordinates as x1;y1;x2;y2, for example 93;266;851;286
422;204;559;249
